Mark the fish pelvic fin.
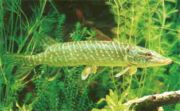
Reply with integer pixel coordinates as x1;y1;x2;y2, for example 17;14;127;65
81;66;97;80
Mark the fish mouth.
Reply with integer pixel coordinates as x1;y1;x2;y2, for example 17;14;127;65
164;58;172;64
159;58;172;65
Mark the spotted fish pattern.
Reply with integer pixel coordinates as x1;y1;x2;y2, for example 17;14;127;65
24;41;131;66
7;40;171;70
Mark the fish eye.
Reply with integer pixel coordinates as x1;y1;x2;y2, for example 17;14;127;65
145;52;152;56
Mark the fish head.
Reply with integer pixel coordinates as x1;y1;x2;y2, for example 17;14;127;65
127;46;172;67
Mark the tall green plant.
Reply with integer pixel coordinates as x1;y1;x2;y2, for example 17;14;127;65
93;0;180;110
0;0;179;111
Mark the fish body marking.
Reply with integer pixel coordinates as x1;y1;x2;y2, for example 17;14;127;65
17;41;171;68
3;41;172;79
40;41;129;66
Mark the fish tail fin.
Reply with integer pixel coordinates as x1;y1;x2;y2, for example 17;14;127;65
1;54;26;65
1;54;36;66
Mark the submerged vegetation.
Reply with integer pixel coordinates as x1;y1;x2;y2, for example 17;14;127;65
0;0;179;111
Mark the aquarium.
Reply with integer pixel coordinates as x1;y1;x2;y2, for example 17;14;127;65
0;0;179;111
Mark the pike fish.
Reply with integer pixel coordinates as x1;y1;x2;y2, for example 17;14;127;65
2;41;172;79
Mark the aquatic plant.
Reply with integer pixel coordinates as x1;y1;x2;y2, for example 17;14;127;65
93;0;180;110
0;0;179;111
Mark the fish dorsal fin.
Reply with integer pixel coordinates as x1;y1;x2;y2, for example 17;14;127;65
39;35;59;49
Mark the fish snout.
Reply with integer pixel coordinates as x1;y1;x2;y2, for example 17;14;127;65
152;57;172;66
160;58;172;65
164;58;172;64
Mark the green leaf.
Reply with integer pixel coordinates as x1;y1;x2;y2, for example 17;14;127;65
165;0;177;3
175;104;180;110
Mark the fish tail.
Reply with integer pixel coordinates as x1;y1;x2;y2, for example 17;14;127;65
1;54;39;66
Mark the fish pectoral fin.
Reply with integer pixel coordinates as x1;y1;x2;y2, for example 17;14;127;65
115;67;130;77
115;66;137;77
81;66;97;80
128;66;137;75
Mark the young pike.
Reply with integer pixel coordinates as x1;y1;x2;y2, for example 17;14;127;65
3;41;172;79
